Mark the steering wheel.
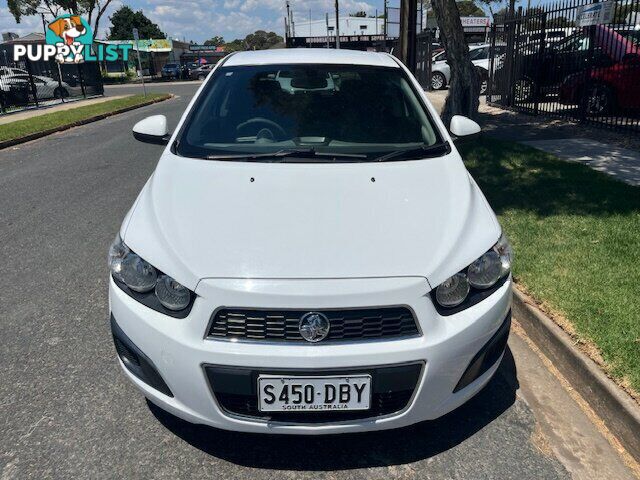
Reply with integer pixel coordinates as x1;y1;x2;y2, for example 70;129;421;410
236;117;287;141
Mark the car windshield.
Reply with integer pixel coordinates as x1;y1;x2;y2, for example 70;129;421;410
176;63;443;162
165;63;178;68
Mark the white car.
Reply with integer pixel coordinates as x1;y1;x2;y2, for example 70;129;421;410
0;66;29;77
431;44;506;93
109;48;513;435
1;73;71;99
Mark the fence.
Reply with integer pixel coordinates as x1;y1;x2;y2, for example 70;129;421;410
487;0;640;132
415;31;435;90
0;43;103;114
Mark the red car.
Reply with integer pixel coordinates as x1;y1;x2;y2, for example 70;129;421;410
559;27;640;115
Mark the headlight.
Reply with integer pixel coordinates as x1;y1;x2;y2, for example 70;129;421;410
435;273;470;307
467;251;502;289
155;275;191;311
120;253;157;292
108;235;194;317
433;233;512;314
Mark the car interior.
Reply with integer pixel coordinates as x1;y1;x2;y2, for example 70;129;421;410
182;65;438;154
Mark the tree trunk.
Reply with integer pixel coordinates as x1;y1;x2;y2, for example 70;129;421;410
430;0;480;125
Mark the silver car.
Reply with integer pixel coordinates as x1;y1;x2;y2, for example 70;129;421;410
430;44;506;94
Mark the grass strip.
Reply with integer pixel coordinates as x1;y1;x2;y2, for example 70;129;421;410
461;137;640;394
0;93;170;143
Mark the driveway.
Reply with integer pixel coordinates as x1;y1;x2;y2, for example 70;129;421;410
0;83;634;479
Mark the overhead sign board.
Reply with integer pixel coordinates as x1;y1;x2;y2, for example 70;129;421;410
460;17;490;27
576;1;615;27
189;45;225;52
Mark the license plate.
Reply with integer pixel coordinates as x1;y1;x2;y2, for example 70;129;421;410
258;375;371;412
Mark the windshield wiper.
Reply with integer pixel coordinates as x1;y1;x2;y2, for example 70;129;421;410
372;142;451;162
206;148;367;162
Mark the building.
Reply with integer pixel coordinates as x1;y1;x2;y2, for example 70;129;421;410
180;45;228;66
97;38;193;78
291;16;385;38
426;16;491;43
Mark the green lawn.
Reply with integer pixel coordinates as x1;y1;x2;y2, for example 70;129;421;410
0;94;170;143
461;138;640;394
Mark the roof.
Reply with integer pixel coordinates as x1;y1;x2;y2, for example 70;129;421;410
223;48;399;68
5;32;44;44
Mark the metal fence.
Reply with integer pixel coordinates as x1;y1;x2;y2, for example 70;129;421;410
415;31;435;89
0;44;103;114
487;0;640;132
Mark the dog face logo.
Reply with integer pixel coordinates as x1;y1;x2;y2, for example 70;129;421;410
46;15;92;64
48;16;86;45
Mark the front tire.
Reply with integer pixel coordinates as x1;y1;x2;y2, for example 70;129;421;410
477;68;488;95
53;87;69;99
431;71;446;90
582;83;614;116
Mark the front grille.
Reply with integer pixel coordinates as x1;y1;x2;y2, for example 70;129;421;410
207;307;419;342
204;363;422;423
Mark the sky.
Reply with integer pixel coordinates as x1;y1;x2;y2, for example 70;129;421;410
0;0;391;43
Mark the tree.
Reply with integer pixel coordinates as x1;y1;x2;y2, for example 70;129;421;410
204;36;225;46
107;5;166;40
456;1;485;16
7;0;114;40
243;30;283;50
430;0;480;123
349;11;368;17
224;39;245;52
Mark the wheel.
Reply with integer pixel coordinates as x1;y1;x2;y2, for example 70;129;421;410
514;78;535;103
431;71;446;90
53;87;69;99
476;68;488;95
198;74;205;80
582;83;614;116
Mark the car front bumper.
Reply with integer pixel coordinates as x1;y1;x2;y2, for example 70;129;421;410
109;275;512;434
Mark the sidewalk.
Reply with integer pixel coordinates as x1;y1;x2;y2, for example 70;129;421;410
426;90;640;186
0;95;127;126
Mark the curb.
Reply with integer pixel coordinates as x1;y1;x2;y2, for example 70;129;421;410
0;94;173;150
512;288;640;463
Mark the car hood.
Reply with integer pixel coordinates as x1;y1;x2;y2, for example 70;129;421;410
123;151;501;290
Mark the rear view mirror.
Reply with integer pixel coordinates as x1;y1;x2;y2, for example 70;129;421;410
132;115;170;145
449;115;481;142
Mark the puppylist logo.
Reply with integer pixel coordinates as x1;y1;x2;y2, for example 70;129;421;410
13;14;132;64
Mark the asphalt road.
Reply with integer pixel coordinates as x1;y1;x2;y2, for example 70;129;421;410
0;82;595;479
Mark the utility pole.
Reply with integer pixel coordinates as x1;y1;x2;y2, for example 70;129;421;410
286;1;291;38
284;16;289;43
383;0;388;40
399;0;417;72
326;13;331;48
335;0;340;49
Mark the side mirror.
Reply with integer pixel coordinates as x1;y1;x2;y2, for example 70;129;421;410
132;115;170;145
449;115;481;142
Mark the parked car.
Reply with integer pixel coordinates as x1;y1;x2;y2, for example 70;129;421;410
1;74;71;99
189;63;214;80
161;63;181;80
109;48;513;435
506;25;628;103
0;66;29;78
559;52;640;115
0;77;30;109
181;62;198;79
431;43;506;93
